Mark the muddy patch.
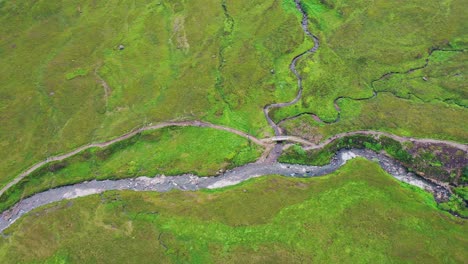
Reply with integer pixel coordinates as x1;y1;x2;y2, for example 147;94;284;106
172;16;189;50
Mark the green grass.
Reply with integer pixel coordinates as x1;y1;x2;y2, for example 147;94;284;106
374;50;467;107
272;0;467;121
272;0;468;152
1;0;466;192
0;2;466;261
0;126;262;213
439;186;468;217
0;0;305;189
0;159;466;263
455;186;468;201
65;68;89;80
280;93;468;143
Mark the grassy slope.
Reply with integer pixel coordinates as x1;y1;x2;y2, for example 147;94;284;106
0;159;466;263
2;0;466;188
272;0;467;121
0;0;304;188
0;126;262;213
281;93;468;143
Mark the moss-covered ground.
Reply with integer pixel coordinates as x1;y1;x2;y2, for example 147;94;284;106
0;159;466;263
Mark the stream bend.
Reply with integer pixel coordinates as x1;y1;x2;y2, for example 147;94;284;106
263;0;319;162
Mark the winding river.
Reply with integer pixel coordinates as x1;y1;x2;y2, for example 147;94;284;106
0;149;450;233
263;0;319;163
0;0;465;233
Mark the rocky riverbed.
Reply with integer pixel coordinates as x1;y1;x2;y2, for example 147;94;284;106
0;149;449;233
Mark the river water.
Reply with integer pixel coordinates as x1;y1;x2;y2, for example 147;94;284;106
0;0;455;233
0;149;449;233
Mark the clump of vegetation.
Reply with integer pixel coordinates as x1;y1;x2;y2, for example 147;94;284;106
65;68;89;80
280;134;380;165
379;137;413;163
454;186;468;200
438;194;467;218
462;167;468;184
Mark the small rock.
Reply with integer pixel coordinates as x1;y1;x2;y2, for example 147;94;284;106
422;76;428;81
118;44;125;50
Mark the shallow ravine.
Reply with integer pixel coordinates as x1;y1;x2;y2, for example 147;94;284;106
0;149;450;233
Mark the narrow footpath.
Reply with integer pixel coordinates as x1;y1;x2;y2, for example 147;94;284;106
0;0;466;234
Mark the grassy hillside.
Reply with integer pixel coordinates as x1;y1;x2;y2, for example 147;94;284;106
0;0;304;187
2;0;466;188
0;159;466;263
273;0;467;121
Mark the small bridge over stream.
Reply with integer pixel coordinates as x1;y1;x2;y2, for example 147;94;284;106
263;136;315;146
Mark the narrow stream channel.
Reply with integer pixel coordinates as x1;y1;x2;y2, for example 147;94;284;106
0;0;460;234
263;0;320;163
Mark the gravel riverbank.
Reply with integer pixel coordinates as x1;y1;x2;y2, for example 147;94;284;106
0;149;449;233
